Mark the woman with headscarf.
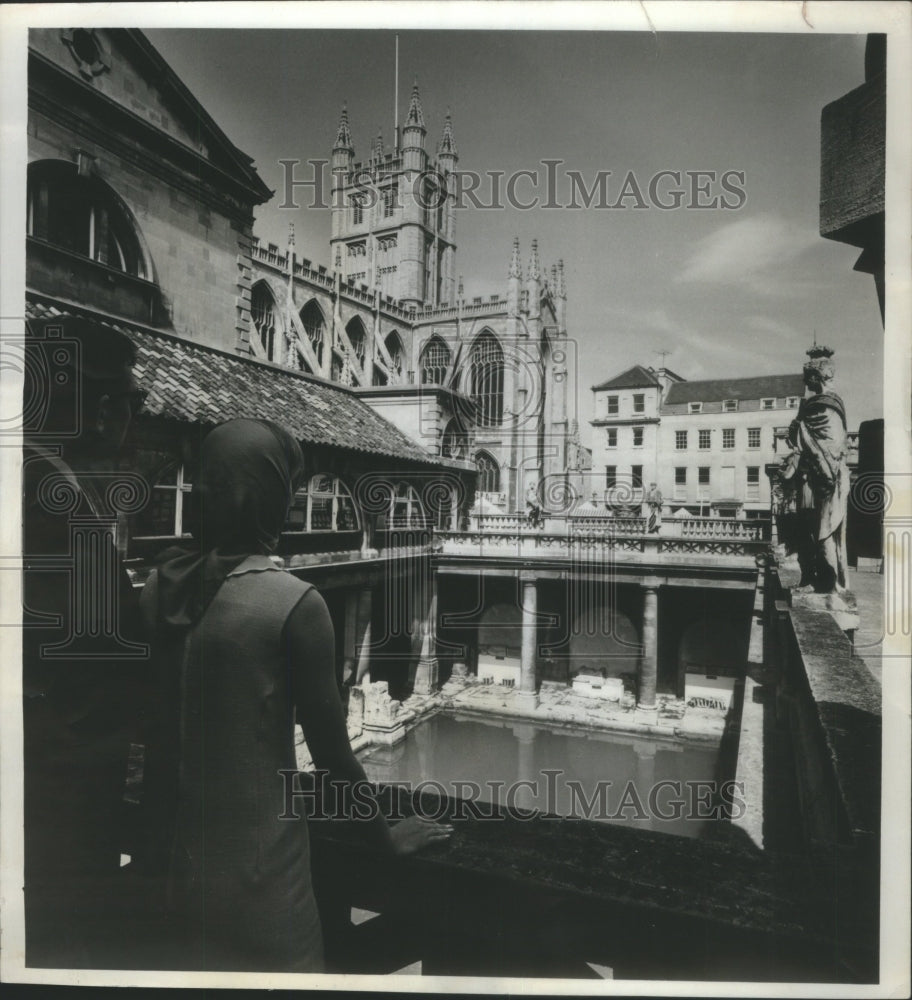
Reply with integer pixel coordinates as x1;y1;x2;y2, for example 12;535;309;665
138;418;449;972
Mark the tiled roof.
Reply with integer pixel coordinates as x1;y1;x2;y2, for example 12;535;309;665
25;298;448;467
663;373;805;405
592;365;660;391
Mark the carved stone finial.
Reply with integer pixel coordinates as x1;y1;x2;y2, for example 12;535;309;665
509;236;521;279
438;108;458;158
527;239;541;282
334;103;353;151
373;128;384;159
405;78;425;129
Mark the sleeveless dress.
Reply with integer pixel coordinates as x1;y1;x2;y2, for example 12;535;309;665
140;555;323;972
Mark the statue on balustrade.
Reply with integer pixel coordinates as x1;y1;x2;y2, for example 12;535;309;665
777;345;850;593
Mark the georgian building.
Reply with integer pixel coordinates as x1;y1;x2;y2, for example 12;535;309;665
590;365;805;516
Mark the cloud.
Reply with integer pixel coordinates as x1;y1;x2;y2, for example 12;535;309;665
676;214;819;292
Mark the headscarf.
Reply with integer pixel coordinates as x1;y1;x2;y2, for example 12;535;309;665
153;418;305;629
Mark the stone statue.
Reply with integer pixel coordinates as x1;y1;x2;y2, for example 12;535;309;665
778;345;850;593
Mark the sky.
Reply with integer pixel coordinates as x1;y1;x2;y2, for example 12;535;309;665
145;28;885;440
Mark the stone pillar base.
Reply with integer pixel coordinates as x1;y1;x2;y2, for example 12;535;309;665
515;690;539;711
363;721;407;747
413;657;439;695
634;705;659;725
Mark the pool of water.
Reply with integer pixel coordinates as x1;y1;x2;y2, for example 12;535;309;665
358;712;731;839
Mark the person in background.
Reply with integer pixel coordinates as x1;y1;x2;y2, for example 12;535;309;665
22;315;147;967
138;418;450;973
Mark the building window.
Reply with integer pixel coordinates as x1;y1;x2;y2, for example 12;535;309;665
605;465;617;488
698;466;710;486
27;160;150;279
285;474;359;533
607;395;619;415
299;299;325;371
688;402;703;414
747;466;760;500
675;430;688;450
470;331;505;427
633;393;645;413
760;398;776;410
420;336;451;385
373;329;405;385
606;428;617;448
748;427;761;449
390;483;426;528
345;317;367;372
351;195;364;225
475;450;500;494
786;396;800;408
698;429;711;450
722;428;735;449
382;186;396;218
442;418;467;460
131;462;193;538
251;281;278;361
632;427;644;448
674;467;687;497
722;399;738;412
631;465;643;489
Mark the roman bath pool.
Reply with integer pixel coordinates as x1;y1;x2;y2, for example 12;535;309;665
358;712;736;840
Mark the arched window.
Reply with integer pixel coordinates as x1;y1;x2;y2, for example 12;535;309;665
299;299;325;371
475;451;500;494
442;418;467;460
389;483;426;528
470;331;504;427
384;331;404;379
285;474;359;533
345;317;367;371
27;159;150;279
251;281;278;361
420;336;450;385
373;330;405;386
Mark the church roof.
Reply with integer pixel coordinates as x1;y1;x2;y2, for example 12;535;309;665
592;365;661;391
25;297;452;468
663;373;805;405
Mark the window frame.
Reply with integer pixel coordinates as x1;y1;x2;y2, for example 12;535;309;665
760;397;776;411
722;428;735;450
606;428;618;449
675;429;688;451
632;427;644;449
605;465;617;488
747;427;761;450
698;429;711;450
284;474;360;534
632;393;645;414
722;398;739;412
688;402;703;414
606;395;619;415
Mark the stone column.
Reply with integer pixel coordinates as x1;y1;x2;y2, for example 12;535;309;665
638;585;659;710
413;572;439;695
519;578;539;708
354;588;373;686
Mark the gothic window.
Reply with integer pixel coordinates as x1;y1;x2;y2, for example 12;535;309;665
285;474;359;532
382;186;396;218
475;450;500;494
251;281;279;361
27;160;149;278
299;299;326;370
442;418;467;460
470;331;505;427
420;336;450;385
351;196;364;226
384;331;404;379
345;317;367;370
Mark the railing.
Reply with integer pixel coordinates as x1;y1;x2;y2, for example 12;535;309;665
470;513;769;542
